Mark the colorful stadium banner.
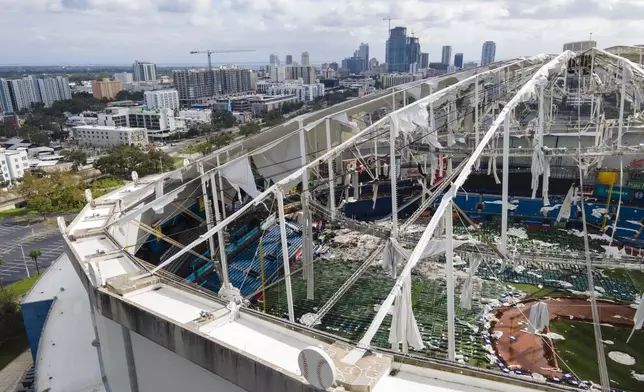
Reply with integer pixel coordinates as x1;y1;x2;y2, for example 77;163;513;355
627;181;644;190
593;184;632;200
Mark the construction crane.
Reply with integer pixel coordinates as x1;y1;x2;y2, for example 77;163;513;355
189;49;256;73
410;26;431;38
382;17;403;33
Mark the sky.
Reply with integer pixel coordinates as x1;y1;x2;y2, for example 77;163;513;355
2;0;644;66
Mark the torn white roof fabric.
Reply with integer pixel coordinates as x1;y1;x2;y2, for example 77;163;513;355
527;302;549;334
218;155;261;201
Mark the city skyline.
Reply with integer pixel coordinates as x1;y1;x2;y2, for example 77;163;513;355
2;1;643;66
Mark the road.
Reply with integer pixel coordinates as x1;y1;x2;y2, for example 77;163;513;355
0;219;65;286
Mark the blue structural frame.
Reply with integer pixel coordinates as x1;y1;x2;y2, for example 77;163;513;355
21;300;54;361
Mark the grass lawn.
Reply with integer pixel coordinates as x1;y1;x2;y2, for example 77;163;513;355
504;282;557;297
172;156;185;168
5;273;43;297
550;319;644;391
603;268;644;292
0;208;38;220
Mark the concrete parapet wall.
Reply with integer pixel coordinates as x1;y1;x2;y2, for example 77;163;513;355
95;287;317;392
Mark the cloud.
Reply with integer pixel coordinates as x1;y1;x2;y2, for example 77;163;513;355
0;0;643;65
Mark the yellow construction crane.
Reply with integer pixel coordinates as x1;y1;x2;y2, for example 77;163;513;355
189;49;256;73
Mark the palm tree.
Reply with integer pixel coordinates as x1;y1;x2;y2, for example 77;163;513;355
29;249;42;275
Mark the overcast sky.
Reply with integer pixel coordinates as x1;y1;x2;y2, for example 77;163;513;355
2;0;643;66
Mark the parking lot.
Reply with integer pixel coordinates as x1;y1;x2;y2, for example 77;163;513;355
0;219;65;285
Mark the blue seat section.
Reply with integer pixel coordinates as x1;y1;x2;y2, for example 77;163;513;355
226;227;259;254
453;193;479;212
190;222;303;298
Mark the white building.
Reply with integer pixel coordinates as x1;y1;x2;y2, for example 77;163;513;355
97;107;185;140
0;150;29;183
179;109;212;125
114;72;134;84
133;61;157;82
73;125;149;148
268;65;286;82
266;82;325;102
144;90;179;110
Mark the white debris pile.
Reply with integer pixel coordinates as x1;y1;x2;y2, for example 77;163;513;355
483;200;519;210
543;332;565;340
331;229;381;262
562;229;612;243
607;351;636;366
591;208;607;219
507;227;528;239
632;371;644;382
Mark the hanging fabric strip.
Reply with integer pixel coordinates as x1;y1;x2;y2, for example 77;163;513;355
530;144;544;199
459;254;481;310
218;156;261;201
556;184;575;222
527;302;549;334
388;275;424;350
542;156;551;205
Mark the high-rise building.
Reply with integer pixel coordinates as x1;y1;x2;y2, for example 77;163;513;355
342;57;363;74
386;27;408;72
268;65;286;82
285;55;293;65
38;78;63;108
301;52;310;66
406;37;421;72
0;76;71;112
91;79;124;100
454;53;464;69
481;41;496;66
0;79;14;113
0;78;39;113
286;66;316;84
355;43;369;71
219;68;252;95
369;58;379;70
133;61;158;82
114;72;134;84
420;53;429;69
441;46;452;65
56;76;72;100
172;68;252;106
144;90;180;110
329;62;339;71
269;54;280;66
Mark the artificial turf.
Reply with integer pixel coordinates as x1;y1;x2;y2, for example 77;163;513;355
549;319;644;391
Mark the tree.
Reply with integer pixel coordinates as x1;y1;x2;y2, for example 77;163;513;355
195;142;214;156
63;150;88;171
209;132;235;148
239;122;261;137
18;172;86;218
211;110;235;129
29;249;42;275
94;145;175;178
